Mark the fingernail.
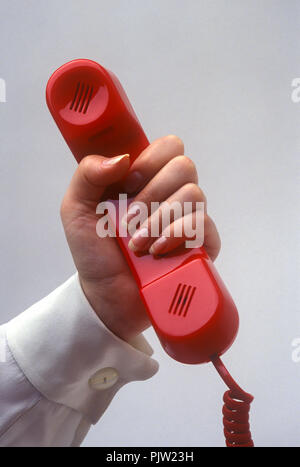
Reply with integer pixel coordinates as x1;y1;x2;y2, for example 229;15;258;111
121;203;140;228
128;227;149;251
149;236;168;255
102;154;130;166
123;171;144;193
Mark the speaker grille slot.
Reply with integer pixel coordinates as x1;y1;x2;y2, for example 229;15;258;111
168;283;196;317
70;82;93;114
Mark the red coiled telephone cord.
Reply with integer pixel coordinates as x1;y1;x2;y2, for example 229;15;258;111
211;356;254;447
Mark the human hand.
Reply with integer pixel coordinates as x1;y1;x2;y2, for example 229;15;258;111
60;135;220;341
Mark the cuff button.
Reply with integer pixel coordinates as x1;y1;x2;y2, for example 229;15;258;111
88;367;119;390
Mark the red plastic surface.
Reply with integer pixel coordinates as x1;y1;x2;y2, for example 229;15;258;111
46;59;239;364
142;259;239;364
46;59;148;164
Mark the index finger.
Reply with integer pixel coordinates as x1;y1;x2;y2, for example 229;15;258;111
122;134;184;194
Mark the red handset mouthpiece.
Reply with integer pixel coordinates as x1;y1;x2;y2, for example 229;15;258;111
46;59;253;446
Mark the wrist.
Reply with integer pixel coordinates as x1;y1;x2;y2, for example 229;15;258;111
79;275;150;342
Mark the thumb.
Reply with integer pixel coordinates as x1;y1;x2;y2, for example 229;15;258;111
64;154;130;207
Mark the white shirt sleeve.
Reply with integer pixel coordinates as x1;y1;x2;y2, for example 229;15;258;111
0;274;159;447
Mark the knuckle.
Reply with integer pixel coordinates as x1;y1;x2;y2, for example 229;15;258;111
79;155;94;172
183;182;206;202
173;155;196;174
165;134;184;153
60;198;67;220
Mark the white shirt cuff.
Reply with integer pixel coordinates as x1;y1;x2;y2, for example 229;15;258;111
5;274;159;424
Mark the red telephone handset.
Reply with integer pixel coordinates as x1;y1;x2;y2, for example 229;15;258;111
46;59;254;446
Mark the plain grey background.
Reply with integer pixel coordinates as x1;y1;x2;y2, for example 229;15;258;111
0;0;299;447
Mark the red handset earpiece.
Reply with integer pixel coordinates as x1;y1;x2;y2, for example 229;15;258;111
46;59;254;446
